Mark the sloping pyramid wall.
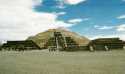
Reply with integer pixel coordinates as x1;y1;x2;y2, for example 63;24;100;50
27;28;90;50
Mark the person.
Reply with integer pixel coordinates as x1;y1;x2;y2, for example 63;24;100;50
89;45;94;52
105;45;109;51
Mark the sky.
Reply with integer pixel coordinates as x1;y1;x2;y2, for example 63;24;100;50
0;0;125;42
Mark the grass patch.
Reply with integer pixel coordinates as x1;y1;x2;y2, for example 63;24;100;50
0;50;125;74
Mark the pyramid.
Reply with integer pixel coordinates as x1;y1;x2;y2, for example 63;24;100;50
27;28;90;50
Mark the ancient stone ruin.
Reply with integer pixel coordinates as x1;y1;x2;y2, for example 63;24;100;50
89;38;124;51
1;28;124;51
1;40;40;51
27;28;90;51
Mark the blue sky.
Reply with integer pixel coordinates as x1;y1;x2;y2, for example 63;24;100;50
0;0;125;42
34;0;125;38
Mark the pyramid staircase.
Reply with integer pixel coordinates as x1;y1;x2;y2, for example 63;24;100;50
45;32;79;51
64;37;79;51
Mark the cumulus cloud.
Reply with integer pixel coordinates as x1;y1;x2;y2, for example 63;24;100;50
64;0;86;5
55;0;86;9
94;24;125;32
0;0;74;41
117;14;125;19
116;24;125;31
68;18;83;24
120;35;125;41
94;25;114;30
93;24;125;40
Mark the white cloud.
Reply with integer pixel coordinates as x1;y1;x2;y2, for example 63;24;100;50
94;24;125;32
55;0;87;9
68;18;83;24
64;0;86;5
94;25;114;30
117;14;125;19
90;34;125;41
56;0;86;8
92;24;125;40
32;0;42;6
0;0;74;41
116;24;125;31
90;35;118;40
120;35;125;41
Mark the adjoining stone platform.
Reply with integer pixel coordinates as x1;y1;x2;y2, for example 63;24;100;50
1;40;40;51
1;28;125;51
89;38;124;51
